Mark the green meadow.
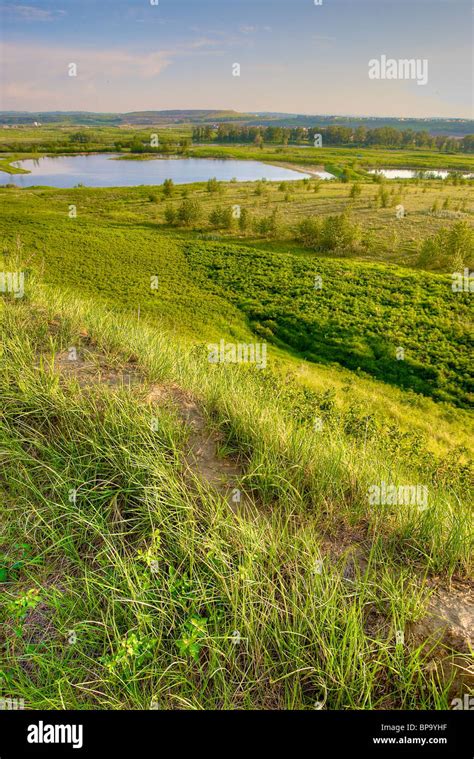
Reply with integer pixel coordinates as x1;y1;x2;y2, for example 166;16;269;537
0;136;473;711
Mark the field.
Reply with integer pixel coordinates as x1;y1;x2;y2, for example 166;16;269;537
0;132;473;712
1;121;473;178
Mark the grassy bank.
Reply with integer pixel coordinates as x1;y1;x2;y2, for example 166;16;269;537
0;285;471;710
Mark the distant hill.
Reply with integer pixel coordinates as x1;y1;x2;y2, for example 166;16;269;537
0;110;472;136
0;110;250;127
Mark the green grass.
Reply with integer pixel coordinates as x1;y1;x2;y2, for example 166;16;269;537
184;240;473;407
0;287;471;710
0;177;472;449
187;143;474;173
0;143;472;711
0;184;471;407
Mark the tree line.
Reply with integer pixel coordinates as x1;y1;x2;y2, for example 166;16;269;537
192;124;474;152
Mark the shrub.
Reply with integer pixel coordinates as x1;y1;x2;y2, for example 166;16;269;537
206;177;220;194
350;183;362;199
164;205;176;225
163;179;174;197
296;213;362;254
177;199;202;226
320;212;361;252
418;221;474;270
209;206;233;229
254;209;279;237
378;186;390;208
238;208;250;232
296;217;322;248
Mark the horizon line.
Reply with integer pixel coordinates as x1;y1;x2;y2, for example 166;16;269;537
1;110;473;122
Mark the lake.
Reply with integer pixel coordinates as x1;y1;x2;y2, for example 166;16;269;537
368;169;474;179
3;154;330;188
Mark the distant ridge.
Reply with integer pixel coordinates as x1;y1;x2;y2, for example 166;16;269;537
0;110;472;135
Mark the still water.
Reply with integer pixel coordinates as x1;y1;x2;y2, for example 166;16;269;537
4;154;331;188
368;168;473;179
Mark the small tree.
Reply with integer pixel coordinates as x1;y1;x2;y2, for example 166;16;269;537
296;217;322;248
378;185;390;208
350;183;362;199
163;178;174;197
320;212;361;252
239;208;249;232
164;205;176;225
177;199;202;226
209;206;233;229
254;209;279;237
418;221;473;269
207;177;220;194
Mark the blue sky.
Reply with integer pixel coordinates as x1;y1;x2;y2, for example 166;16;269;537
1;0;472;117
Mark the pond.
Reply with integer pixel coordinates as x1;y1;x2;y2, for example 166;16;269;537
3;154;330;188
368;168;473;179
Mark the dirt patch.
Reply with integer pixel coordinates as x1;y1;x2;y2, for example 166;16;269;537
44;332;248;512
318;521;369;580
408;578;473;695
51;347;142;390
147;383;247;512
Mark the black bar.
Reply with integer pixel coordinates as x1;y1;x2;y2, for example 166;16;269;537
0;710;471;757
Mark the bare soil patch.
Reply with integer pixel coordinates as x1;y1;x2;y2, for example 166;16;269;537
147;383;247;511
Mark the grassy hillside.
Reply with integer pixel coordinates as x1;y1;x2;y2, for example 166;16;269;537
0;179;472;407
185;241;472;407
1;111;472;135
0;146;472;712
0;285;472;711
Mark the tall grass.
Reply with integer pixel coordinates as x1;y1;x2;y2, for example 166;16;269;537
0;287;470;710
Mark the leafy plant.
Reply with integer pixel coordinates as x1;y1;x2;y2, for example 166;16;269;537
176;615;207;662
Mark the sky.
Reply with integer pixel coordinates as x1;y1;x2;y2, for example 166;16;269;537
0;0;472;118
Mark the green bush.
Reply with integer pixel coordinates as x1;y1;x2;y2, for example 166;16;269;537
163;178;174;197
296;212;361;254
206;177;221;194
418;221;474;270
164;205;176;225
209;206;233;229
254;210;279;237
177;198;202;226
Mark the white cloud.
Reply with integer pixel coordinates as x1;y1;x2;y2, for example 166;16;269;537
0;39;223;110
0;3;66;21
